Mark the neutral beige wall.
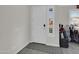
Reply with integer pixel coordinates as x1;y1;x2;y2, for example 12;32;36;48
0;6;30;53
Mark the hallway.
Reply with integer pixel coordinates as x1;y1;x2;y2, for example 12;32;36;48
18;42;79;54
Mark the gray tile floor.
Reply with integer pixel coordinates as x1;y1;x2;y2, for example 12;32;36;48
18;42;79;54
62;42;79;54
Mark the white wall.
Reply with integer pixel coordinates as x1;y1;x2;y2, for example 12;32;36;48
55;5;76;26
46;6;59;47
31;6;47;44
31;5;59;47
0;6;30;54
48;5;75;47
31;5;76;47
0;5;74;54
0;5;75;54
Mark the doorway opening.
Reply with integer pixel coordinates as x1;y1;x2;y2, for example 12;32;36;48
59;9;79;48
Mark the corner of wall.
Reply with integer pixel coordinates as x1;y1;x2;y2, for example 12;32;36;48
12;42;30;54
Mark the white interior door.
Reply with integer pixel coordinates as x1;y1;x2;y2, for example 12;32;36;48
31;6;47;44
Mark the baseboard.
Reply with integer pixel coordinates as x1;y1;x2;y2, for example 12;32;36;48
31;41;59;47
30;42;46;45
11;41;59;54
0;41;59;54
14;42;30;54
0;42;59;54
30;41;59;47
30;41;46;45
46;43;59;47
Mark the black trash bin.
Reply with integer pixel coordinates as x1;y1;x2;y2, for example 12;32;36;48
59;31;69;48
